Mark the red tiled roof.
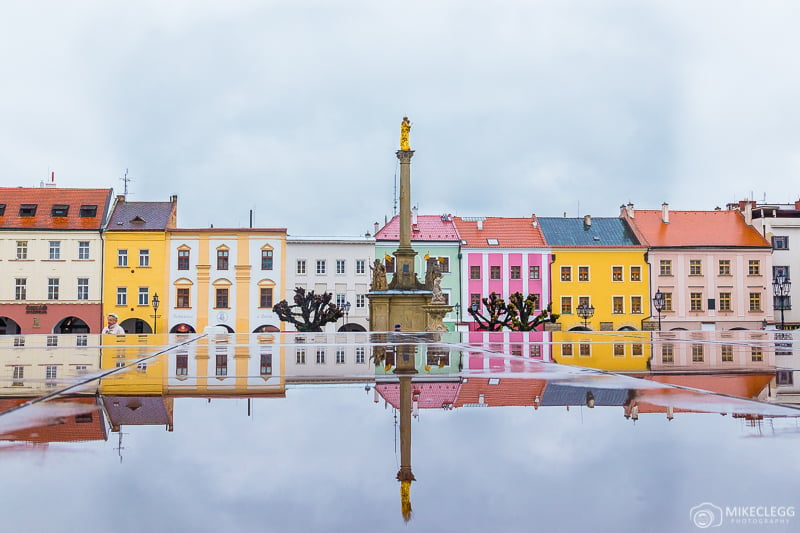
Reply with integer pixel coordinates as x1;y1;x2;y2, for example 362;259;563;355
374;215;460;241
375;381;461;409
0;397;107;443
454;377;547;407
0;188;112;230
453;216;547;248
626;210;770;247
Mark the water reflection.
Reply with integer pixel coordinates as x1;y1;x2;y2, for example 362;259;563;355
1;330;800;528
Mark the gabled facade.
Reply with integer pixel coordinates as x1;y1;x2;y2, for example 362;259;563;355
622;203;773;331
453;216;550;332
285;236;374;332
374;212;462;329
102;195;177;334
167;228;286;334
0;185;113;335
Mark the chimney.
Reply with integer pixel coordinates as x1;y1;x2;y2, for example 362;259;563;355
477;219;483;230
583;214;592;227
626;202;634;218
795;200;800;210
44;171;57;188
619;204;627;217
116;194;125;204
532;215;538;228
661;203;669;224
743;200;753;225
374;222;380;234
411;206;418;225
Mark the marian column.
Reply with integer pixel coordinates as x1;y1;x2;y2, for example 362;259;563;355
390;116;423;290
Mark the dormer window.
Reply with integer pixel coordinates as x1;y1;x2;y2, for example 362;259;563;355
130;215;145;224
79;205;97;217
19;204;37;217
51;204;69;217
0;204;6;215
487;238;499;246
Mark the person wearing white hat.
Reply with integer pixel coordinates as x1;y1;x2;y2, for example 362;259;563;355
102;313;125;334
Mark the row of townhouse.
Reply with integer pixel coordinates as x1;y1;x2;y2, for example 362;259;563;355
374;203;786;333
1;181;796;337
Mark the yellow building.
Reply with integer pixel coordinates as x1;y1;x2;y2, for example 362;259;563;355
102;195;177;334
551;330;652;372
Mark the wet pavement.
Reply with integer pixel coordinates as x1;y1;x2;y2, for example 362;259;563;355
1;330;799;532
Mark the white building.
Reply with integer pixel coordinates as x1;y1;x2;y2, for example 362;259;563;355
285;236;375;332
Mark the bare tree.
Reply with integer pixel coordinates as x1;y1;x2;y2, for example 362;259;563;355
273;287;344;332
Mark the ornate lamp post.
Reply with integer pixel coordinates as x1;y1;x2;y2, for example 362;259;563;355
652;289;665;331
773;276;791;330
576;303;595;330
454;302;461;322
151;293;160;335
342;301;351;326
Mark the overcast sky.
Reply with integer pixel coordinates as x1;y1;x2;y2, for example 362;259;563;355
3;1;800;236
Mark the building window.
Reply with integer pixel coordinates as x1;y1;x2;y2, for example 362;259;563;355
439;257;450;273
296;348;306;364
15;278;26;300
139;249;150;267
356;259;366;274
117;249;128;267
561;266;572;282
216;288;229;308
116;287;127;306
316;349;325;364
470;266;481;280
748;260;761;276
316;260;326;275
176;352;188;375
78;241;90;259
659;260;672;276
260;288;273;308
385;257;395;274
16;241;28;260
530;293;540;309
12;365;24;384
177;288;190;308
774;265;791;279
470;293;481;308
336;349;345;364
335;294;346;308
215;351;228;376
561;296;572;315
48;278;59;300
47;335;58;347
631;296;642;314
51;204;69;217
612;266;623;282
510;266;521;280
529;265;540;280
260;352;273;375
77;278;89;300
79;205;97;217
13;337;25;348
661;344;674;363
490;266;501;280
356;294;366;308
579;343;590;357
262;249;274;270
217;249;229;270
46;365;58;381
178;249;190;270
721;345;733;362
719;292;731;312
138;287;149;306
690;292;703;312
719;260;731;276
356;347;365;364
561;344;573;357
776;370;793;385
692;344;704;362
530;345;542;358
632;344;643;356
689;259;702;276
751;347;763;362
749;292;761;312
613;344;625;357
662;292;673;311
297;259;306;274
613;296;624;314
578;296;590;308
772;236;789;249
336;259;345;274
49;241;61;260
578;266;589;282
630;266;641;281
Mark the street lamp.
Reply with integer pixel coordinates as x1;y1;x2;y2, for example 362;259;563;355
773;276;791;330
576;303;595;330
151;293;160;335
342;301;351;326
454;302;461;322
652;289;665;331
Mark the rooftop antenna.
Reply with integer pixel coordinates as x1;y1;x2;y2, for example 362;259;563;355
114;430;128;463
121;168;133;196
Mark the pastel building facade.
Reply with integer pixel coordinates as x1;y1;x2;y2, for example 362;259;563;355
0;186;113;335
285;236;375;332
167;228;287;334
622;204;773;331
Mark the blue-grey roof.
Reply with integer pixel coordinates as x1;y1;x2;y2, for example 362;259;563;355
539;383;631;406
537;217;640;246
107;201;175;231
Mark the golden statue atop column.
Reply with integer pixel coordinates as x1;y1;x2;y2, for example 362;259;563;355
400;116;412;151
